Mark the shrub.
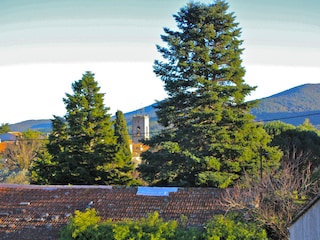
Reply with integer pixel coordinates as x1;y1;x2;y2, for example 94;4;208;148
60;210;267;240
60;208;101;240
204;214;268;240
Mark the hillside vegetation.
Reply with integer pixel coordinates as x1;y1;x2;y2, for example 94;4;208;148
251;83;320;127
253;83;320;113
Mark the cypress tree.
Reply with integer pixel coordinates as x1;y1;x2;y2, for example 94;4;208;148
114;111;132;159
110;110;136;185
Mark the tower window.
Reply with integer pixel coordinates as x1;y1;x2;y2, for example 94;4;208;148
136;126;141;136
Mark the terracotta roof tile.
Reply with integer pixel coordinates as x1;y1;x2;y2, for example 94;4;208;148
0;184;226;239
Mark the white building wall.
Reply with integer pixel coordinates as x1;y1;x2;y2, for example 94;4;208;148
289;197;320;240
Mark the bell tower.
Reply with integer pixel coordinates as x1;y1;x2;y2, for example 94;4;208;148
132;115;149;144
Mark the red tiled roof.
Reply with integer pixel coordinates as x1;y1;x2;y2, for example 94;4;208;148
0;184;226;240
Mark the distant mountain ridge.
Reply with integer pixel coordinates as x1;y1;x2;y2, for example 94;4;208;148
9;119;52;133
252;83;320;113
9;83;320;132
251;83;320;127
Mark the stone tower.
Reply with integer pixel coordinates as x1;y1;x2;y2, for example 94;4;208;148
132;115;149;144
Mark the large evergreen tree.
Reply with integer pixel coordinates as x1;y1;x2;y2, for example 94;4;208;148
32;71;130;185
138;1;282;187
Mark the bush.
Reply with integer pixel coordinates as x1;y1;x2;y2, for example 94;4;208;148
60;209;267;240
60;210;178;240
60;208;101;240
5;169;30;184
204;214;268;240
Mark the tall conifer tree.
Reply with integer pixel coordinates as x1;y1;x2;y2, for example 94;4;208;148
110;110;136;185
32;72;131;185
114;111;132;158
139;1;282;187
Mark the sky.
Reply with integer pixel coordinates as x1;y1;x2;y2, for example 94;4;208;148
1;0;320;124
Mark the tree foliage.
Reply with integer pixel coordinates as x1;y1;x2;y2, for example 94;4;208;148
264;120;320;174
114;111;132;160
60;210;178;240
0;129;44;184
60;209;266;240
0;123;11;134
60;208;101;240
221;159;318;240
205;213;268;240
138;0;281;187
3;129;43;170
31;71;134;185
112;110;138;185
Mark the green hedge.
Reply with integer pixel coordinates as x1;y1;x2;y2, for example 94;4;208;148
60;209;267;240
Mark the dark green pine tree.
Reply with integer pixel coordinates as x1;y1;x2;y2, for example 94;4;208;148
138;1;282;187
32;71;129;185
114;111;131;155
110;110;137;185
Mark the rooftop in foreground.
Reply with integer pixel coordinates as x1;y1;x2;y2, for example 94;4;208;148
0;184;226;240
